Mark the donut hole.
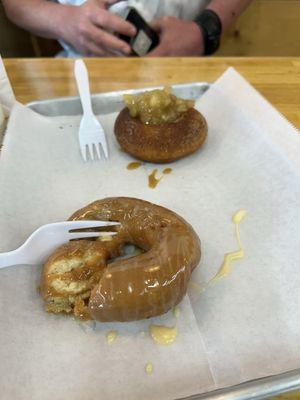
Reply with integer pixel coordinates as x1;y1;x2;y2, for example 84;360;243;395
107;243;145;264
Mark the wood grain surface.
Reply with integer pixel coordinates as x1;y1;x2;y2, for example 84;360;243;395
2;57;300;399
3;57;300;129
217;0;300;57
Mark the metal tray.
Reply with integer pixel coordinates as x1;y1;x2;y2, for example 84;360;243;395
26;82;300;400
27;82;210;116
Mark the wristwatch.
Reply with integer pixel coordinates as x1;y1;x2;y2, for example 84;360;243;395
194;9;222;55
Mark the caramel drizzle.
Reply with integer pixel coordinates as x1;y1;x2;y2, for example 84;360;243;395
127;161;142;170
189;209;247;293
148;168;173;189
126;161;173;189
148;169;161;188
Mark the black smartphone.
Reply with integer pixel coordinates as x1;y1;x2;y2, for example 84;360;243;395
119;8;159;56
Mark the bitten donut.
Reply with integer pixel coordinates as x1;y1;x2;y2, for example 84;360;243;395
114;89;207;163
40;197;201;322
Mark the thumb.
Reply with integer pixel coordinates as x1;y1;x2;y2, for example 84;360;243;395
147;43;167;57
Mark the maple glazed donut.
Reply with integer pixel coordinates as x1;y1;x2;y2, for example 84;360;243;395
40;197;201;322
114;88;208;163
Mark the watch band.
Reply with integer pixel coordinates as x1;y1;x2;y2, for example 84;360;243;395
195;9;222;55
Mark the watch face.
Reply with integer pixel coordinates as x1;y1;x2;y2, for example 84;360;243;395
131;30;152;56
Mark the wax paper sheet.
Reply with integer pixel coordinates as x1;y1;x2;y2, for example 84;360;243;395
0;68;299;399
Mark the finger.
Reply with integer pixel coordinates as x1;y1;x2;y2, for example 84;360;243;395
147;44;167;57
87;24;131;54
84;39;117;57
92;9;136;37
100;29;132;54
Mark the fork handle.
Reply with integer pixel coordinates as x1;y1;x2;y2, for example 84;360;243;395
74;59;94;116
0;247;28;269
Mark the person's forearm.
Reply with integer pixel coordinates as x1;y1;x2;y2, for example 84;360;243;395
206;0;252;31
2;0;70;40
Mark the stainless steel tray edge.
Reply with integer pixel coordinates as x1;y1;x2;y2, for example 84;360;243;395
180;368;300;400
26;82;210;116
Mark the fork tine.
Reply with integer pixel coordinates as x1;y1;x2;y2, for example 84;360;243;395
80;144;87;162
60;220;121;231
95;143;101;160
87;143;94;161
101;139;108;159
69;231;117;239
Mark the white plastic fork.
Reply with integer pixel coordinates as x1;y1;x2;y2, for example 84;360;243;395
0;220;119;268
74;59;108;161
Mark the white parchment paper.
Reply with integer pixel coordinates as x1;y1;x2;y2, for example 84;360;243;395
0;68;299;399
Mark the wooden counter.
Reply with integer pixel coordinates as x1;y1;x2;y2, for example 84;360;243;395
4;57;300;129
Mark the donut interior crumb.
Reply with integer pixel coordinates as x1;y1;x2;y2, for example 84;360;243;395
44;249;105;319
43;244;144;319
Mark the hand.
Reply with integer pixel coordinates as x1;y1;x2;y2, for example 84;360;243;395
61;0;136;56
148;16;204;57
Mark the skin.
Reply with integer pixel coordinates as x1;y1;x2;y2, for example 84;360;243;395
148;0;253;56
149;17;205;56
2;0;136;56
3;0;252;56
